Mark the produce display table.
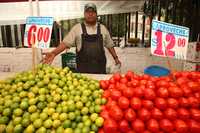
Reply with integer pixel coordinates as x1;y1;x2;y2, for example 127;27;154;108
0;72;15;80
1;66;200;133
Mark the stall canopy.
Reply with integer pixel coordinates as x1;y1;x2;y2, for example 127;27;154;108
0;0;145;25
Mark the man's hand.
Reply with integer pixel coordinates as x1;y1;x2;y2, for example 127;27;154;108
115;58;122;67
42;52;56;64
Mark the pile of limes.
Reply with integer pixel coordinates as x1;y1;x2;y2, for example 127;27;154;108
0;64;105;133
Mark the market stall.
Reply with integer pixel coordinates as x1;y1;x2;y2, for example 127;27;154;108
0;0;200;133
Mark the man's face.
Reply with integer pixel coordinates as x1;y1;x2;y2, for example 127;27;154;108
84;8;97;24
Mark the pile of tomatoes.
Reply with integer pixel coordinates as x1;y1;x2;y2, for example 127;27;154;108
99;71;200;133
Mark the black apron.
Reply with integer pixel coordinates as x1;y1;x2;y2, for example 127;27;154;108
76;23;106;74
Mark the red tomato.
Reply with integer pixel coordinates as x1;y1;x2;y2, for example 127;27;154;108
182;71;191;78
98;128;105;133
108;84;116;90
190;108;200;121
125;70;134;80
167;98;179;109
181;86;192;97
177;108;190;120
133;87;144;98
159;119;174;132
120;77;128;84
151;108;163;120
146;83;156;90
133;74;141;80
106;100;117;110
127;82;132;87
176;77;189;86
130;97;142;110
109;106;123;121
101;105;106;111
105;80;109;85
131;79;139;87
140;80;147;85
119;119;130;132
179;97;190;108
194;92;200;98
147;80;154;85
138;108;151;121
188;81;199;92
100;110;110;120
117;83;126;92
187;119;200;133
103;90;110;98
147;119;159;132
150;76;159;82
157;87;169;98
168;86;183;98
174;119;188;133
142;74;151;80
142;130;151;133
144;89;156;100
188;97;199;108
142;100;154;110
190;72;200;80
123;87;134;98
109;77;116;84
103;119;118;133
100;80;108;90
169;82;177;87
125;108;136;122
160;76;172;82
131;119;145;132
155;98;167;110
156;80;169;88
140;85;146;90
172;71;182;78
127;131;136;133
164;108;177;120
118;96;130;109
113;73;121;82
110;90;122;101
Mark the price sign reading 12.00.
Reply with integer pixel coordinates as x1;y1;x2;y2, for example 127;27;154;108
151;20;189;60
24;17;54;49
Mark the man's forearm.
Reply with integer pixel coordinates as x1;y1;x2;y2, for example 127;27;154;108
107;47;118;60
52;42;69;56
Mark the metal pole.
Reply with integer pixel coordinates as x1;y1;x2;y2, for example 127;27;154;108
117;14;120;47
142;15;146;46
36;0;40;16
135;11;138;38
29;0;33;16
125;13;128;46
128;13;131;39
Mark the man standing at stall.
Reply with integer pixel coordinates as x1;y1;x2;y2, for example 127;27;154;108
42;3;121;74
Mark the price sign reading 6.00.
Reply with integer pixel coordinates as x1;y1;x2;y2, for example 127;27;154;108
151;20;189;60
24;17;54;49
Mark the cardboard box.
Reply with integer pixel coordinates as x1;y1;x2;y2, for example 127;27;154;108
186;42;200;62
0;64;13;72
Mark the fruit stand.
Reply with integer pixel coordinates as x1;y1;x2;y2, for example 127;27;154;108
0;64;200;133
0;1;200;133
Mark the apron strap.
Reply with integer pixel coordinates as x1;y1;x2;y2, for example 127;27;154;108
81;23;87;35
97;23;101;35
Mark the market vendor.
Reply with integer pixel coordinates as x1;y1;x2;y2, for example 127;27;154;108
42;3;121;74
